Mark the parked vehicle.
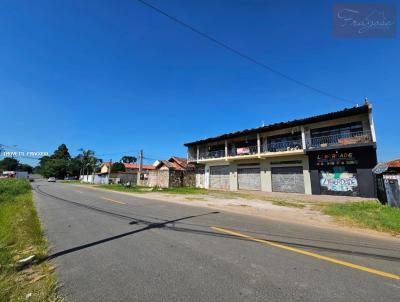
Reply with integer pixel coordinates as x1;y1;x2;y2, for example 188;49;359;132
47;177;56;182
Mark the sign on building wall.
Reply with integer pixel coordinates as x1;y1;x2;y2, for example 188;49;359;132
320;166;358;193
316;152;358;166
236;147;250;155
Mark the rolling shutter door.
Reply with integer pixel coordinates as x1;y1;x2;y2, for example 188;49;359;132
238;167;261;190
210;166;229;189
271;166;304;193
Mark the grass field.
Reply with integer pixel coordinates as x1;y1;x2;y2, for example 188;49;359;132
0;178;61;302
319;201;400;234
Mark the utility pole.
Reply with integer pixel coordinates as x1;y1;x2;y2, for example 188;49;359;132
138;150;143;185
108;158;112;184
139;150;143;174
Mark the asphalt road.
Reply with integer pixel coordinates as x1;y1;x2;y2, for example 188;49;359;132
32;181;400;302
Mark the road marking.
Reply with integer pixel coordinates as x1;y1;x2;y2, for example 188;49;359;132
211;226;400;280
101;197;126;205
75;190;83;194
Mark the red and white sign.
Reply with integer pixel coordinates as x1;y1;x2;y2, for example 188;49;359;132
236;147;250;155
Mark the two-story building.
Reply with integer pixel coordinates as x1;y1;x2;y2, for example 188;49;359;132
185;102;377;197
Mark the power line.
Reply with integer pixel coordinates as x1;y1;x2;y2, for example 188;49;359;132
96;150;140;157
135;0;354;105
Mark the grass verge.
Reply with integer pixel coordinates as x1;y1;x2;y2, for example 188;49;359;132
91;184;209;195
271;200;306;209
0;179;62;302
318;201;400;234
60;180;81;184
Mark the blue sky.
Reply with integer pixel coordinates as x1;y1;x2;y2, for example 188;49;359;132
0;0;399;165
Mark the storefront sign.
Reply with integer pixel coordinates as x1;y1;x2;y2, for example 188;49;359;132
316;152;358;166
320;167;358;192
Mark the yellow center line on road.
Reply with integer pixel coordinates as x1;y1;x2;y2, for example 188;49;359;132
101;197;126;205
211;226;400;280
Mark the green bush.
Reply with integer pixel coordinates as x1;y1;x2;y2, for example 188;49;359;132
0;178;31;198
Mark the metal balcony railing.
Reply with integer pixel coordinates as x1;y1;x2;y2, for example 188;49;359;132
199;150;226;159
229;145;258;156
263;140;303;153
307;130;372;149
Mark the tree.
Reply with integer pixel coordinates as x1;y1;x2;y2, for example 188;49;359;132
111;162;126;173
0;157;19;171
17;163;33;173
52;144;71;160
77;149;101;175
36;144;102;179
40;159;70;179
68;157;83;177
121;156;137;164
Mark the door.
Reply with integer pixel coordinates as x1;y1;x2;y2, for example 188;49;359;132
271;166;305;193
209;166;229;189
385;178;400;208
195;167;205;188
238;167;261;190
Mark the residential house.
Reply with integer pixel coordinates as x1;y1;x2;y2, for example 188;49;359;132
147;156;195;188
185;102;377;197
98;162;155;184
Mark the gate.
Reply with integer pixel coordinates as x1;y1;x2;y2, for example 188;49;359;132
209;166;229;189
271;166;304;193
238;167;261;190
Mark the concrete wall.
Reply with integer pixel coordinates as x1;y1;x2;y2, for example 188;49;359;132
147;170;169;188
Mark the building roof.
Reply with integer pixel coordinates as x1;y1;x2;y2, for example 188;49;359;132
102;162;156;170
155;156;194;171
387;159;400;168
184;104;371;146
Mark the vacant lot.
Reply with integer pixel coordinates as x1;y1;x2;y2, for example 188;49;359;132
0;179;61;302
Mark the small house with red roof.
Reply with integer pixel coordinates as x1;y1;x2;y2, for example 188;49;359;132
146;156;195;188
373;159;400;207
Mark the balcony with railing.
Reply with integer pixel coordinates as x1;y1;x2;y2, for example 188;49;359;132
307;130;372;149
263;140;303;153
188;125;374;162
198;149;226;160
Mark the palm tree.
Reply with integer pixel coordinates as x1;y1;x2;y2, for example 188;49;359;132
77;149;97;176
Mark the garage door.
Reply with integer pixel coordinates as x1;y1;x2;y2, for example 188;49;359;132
210;166;229;189
238;167;261;190
272;166;304;193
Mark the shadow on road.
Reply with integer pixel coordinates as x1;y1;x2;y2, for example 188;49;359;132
35;185;400;263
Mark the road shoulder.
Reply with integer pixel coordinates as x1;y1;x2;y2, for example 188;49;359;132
63;183;400;242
